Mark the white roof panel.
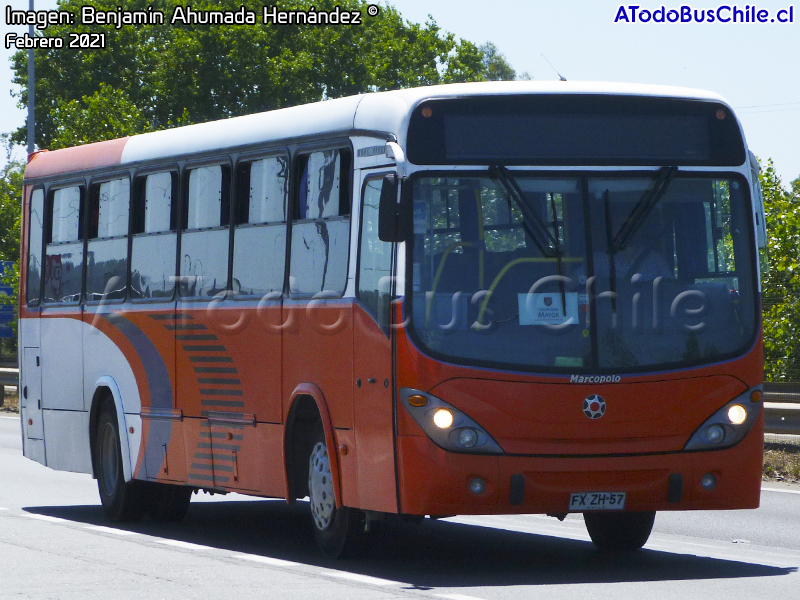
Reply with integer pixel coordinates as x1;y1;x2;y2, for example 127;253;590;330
121;81;733;165
120;94;365;165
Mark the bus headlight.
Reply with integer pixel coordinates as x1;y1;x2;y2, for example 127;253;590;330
704;424;725;444
684;386;762;451
728;404;747;425
433;408;454;429
400;388;504;454
458;428;479;448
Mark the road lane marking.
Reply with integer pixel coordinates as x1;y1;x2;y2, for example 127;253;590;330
155;539;215;551
23;514;69;523
235;554;400;586
761;486;800;495
0;507;8;510
236;554;300;568
85;525;138;536
324;571;399;586
0;415;19;420
435;594;487;600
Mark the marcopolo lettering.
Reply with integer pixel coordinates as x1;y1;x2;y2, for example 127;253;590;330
570;375;622;384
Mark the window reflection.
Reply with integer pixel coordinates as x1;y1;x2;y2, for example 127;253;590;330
131;172;177;300
289;149;352;297
233;156;288;297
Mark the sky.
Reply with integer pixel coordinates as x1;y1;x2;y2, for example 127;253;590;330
2;0;799;183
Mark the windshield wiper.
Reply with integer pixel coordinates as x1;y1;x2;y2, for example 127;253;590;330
489;165;561;258
489;165;567;315
611;166;677;252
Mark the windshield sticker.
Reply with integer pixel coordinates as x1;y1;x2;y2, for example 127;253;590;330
519;292;578;326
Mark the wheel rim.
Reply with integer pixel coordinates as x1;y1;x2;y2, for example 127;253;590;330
308;441;335;531
100;422;119;496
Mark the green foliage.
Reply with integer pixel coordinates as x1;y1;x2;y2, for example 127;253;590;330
0;162;22;264
0;162;23;337
49;84;148;150
10;0;518;150
441;39;487;84
479;42;517;81
760;159;800;381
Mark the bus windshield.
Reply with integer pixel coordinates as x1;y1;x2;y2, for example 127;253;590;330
408;172;757;373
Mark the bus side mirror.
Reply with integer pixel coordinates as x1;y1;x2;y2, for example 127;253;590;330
378;174;406;242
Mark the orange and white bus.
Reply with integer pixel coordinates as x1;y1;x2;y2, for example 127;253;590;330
19;82;767;556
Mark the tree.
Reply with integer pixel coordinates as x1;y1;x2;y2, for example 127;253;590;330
49;84;149;149
760;159;800;381
0;161;23;342
0;162;22;265
480;42;518;81
10;0;520;150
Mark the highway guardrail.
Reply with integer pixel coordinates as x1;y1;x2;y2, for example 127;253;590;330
1;371;799;434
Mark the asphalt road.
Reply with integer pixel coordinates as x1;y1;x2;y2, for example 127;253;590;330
2;414;799;600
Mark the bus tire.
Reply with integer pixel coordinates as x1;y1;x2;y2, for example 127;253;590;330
308;425;360;557
584;511;656;552
148;484;193;522
94;402;145;522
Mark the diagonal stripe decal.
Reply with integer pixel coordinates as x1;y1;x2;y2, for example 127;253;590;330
100;313;174;480
149;312;247;489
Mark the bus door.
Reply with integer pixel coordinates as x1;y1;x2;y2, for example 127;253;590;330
40;184;88;472
21;187;46;463
352;171;398;513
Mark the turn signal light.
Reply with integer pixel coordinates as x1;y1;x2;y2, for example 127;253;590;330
408;394;428;407
750;390;762;403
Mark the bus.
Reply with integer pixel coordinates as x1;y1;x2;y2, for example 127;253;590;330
19;81;767;556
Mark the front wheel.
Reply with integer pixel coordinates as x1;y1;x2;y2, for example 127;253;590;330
584;511;656;552
308;426;361;557
94;402;145;521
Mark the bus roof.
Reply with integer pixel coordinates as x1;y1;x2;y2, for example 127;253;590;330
24;81;732;181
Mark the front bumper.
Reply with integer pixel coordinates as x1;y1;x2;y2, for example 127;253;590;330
396;412;763;516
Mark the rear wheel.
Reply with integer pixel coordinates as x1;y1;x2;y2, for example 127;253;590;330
94;402;145;521
308;426;361;557
584;511;656;552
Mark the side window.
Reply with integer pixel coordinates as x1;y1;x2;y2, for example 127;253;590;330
358;177;394;330
186;165;229;229
705;181;734;274
26;188;45;305
50;186;82;243
289;148;352;296
180;164;231;297
44;185;84;303
86;177;130;301
131;171;178;300
232;155;288;296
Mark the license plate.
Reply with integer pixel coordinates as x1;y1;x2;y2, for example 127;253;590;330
568;491;626;511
